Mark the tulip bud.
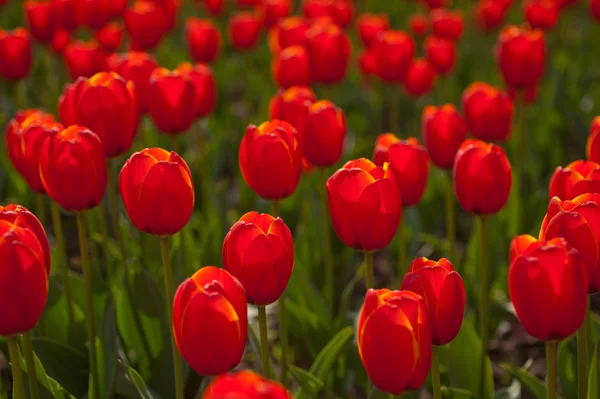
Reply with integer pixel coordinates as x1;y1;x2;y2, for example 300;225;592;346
239;120;303;200
125;1;168;51
409;13;430;37
223;212;294;306
462;82;513;141
272;45;312;88
297;100;346;167
403;59;436;97
422;104;467;169
186;18;221;64
39;125;107;212
402;257;466;345
0;205;50;336
306;21;350;85
59;72;138;158
24;0;56;43
373;30;415;83
95;22;123;52
327;158;402;251
0;29;32;81
524;0;559;30
373;135;429;207
539;194;600;293
358;289;432;395
229;12;262;51
474;0;507;32
173;266;248;375
259;0;291;28
148;67;196;134
549;160;600;200
107;52;159;114
269;86;316;128
62;40;106;80
424;36;456;75
175;62;217;119
587;117;600;163
119;148;194;236
276;17;308;50
453;139;512;215
357;13;389;48
202;370;291;399
509;237;587;341
430;9;464;41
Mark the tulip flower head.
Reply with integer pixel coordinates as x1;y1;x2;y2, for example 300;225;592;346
306;21;350;85
124;1;168;51
229;12;262;51
259;0;292;28
0;28;32;81
358;289;432;395
358;48;378;78
549;160;600;200
173;266;248;375
52;0;78;31
201;0;224;16
50;29;70;54
524;0;559;30
24;0;56;43
175;62;217;119
430;9;464;41
269;86;317;129
592;0;600;22
95;22;123;52
272;45;312;88
422;104;467;169
587;116;600;163
202;370;291;399
462;82;513;141
107;52;159;114
474;0;507;32
148;67;196;134
62;40;106;80
274;16;309;50
297;100;346;167
357;13;389;48
409;13;430;37
185;17;221;64
373;30;415;83
424;36;456;75
403;59;437;97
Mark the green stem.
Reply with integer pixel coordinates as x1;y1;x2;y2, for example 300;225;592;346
160;237;184;399
577;323;588;399
7;336;26;399
107;163;127;263
389;87;399;134
50;201;75;326
34;193;46;227
95;206;108;269
547;341;557;399
479;216;489;398
257;306;271;379
397;225;406;280
279;297;289;385
445;172;455;262
75;212;99;399
318;168;335;310
432;345;442;399
365;251;374;290
272;200;280;218
21;332;40;399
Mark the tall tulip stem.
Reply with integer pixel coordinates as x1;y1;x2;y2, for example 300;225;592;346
319;168;335;309
577;322;588;399
257;306;271;378
21;332;40;399
365;251;375;289
160;237;184;399
34;193;46;227
107;164;127;263
397;225;406;280
432;345;442;399
445;172;455;262
50;201;75;326
7;336;26;399
546;341;557;399
76;212;99;399
479;215;489;398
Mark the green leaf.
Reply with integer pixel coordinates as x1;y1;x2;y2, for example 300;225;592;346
290;366;324;397
588;342;599;399
501;362;563;399
18;343;76;399
120;360;156;399
493;380;521;399
97;298;118;399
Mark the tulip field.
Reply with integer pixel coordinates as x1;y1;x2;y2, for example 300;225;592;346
2;0;600;398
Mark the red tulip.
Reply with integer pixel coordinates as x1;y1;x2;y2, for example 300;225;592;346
539;194;600;293
272;45;312;88
303;0;331;20
358;289;432;395
50;28;70;54
186;18;220;64
409;13;430;37
509;236;587;341
592;0;600;22
228;12;262;51
330;0;353;28
306;21;350;85
327;158;402;251
125;1;168;51
549;160;600;200
474;0;507;31
0;29;32;81
276;17;308;50
259;0;291;28
202;371;291;399
524;0;559;30
430;9;464;41
39;125;107;212
201;0;224;16
462;82;513;141
509;234;538;265
424;36;456;75
223;212;293;306
422;104;467;169
373;135;429;206
6;110;63;193
119;148;194;236
239;120;303;200
62;40;106;80
298;100;346;166
173;266;247;375
357;13;389;48
76;0;115;30
422;0;446;9
51;0;77;31
59;72;138;157
587;116;600;163
453;139;512;215
402;257;466;345
358;48;378;78
148;67;196;134
236;0;260;5
95;22;123;52
175;62;216;119
0;205;50;336
269;86;316;128
24;0;56;43
107;52;159;114
403;59;436;97
373;30;414;83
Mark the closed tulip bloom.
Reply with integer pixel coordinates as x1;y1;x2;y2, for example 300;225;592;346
0;205;50;336
51;0;77;31
95;22;123;52
223;212;293;306
148;68;196;134
327;158;402;251
259;0;291;28
430;9;464;41
186;18;220;64
50;28;70;54
125;1;168;51
592;0;600;22
403;59;436;97
358;289;432;395
422;104;467;169
173;266;247;376
524;0;558;30
509;237;587;341
374;135;429;206
373;30;415;83
549;160;600;200
0;29;32;81
39;125;107;212
462;82;513;141
409;13;430;37
63;40;106;80
201;0;224;16
539;194;600;293
228;12;261;51
202;371;291;399
453;139;512;215
303;0;331;20
59;72;138;157
330;0;353;28
119;148;194;236
424;36;456;75
357;13;389;48
239;120;303;200
107;52;158;114
402;257;465;345
76;0;111;30
24;1;56;43
359;48;378;78
587;117;600;163
298;100;346;166
275;17;308;51
269;86;316;128
306;22;350;85
272;45;311;89
6;110;63;193
474;0;507;31
175;62;216;118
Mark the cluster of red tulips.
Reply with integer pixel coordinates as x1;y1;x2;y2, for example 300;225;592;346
1;0;600;398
